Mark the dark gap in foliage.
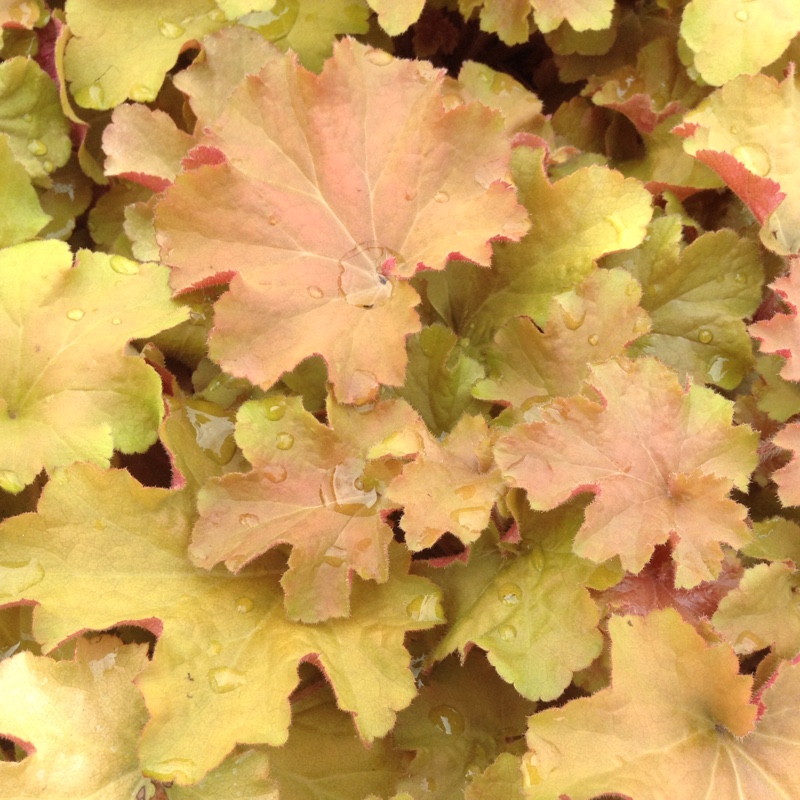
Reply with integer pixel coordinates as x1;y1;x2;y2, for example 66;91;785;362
114;441;173;488
739;646;771;676
411;531;467;561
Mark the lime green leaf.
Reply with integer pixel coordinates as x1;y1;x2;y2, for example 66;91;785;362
521;609;762;798
465;753;525;800
495;358;757;586
0;241;187;493
268;684;406;799
0;56;71;179
395;324;488;436
0;0;46;27
431;496;604;701
0;465;444;784
458;0;531;45
64;0;225;109
474;268;649;407
681;0;800;86
712;562;800;659
424;146;652;344
168;750;278;799
386;414;503;550
394;654;535;799
679;72;800;255
191;395;429;621
0;637;152;800
751;353;800;423
154;39;528;404
606;215;763;389
0;136;50;246
367;0;424;35
743;516;800;564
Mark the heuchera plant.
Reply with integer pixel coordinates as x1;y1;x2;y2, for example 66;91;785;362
3;0;800;797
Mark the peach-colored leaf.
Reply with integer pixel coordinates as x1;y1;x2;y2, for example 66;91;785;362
772;422;800;507
495;358;757;586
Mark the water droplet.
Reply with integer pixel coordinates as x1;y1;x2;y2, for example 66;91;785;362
434;190;450;203
207;640;222;656
0;558;45;598
732;143;771;177
238;513;259;528
455;483;478;500
561;307;586;331
185;399;236;465
267;213;280;226
129;85;156;103
264;464;287;483
74;81;105;107
265;398;286;421
236;597;254;613
698;329;714;344
420;777;437;793
319;458;378;516
531;544;545;571
730;124;740;135
497;582;522;606
734;8;748;21
207;666;246;693
734;272;747;284
323;554;344;568
158;17;185;38
208;8;226;22
42;160;54;174
307;285;323;299
0;470;24;494
406;594;445;623
734;629;764;652
111;317;122;325
27;139;47;156
404;189;416;201
66;308;85;321
428;704;466;735
497;624;517;641
149;758;197;784
587;333;599;346
450;506;487;533
366;48;394;66
110;255;140;275
338;243;398;308
276;432;294;450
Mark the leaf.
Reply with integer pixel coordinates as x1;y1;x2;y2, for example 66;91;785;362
678;72;800;254
0;464;445;784
0;637;152;800
385;414;503;550
771;422;800;507
430;495;606;701
680;0;800;86
395;324;488;436
465;753;526;800
495;357;757;586
0;56;71;179
606;215;764;389
473;268;650;407
423;146;652;344
521;609;771;799
168;750;278;800
458;0;531;45
267;684;406;799
64;0;225;109
743;516;800;564
750;261;800;382
154;38;528;404
0;241;187;493
393;654;535;799
190;394;429;621
751;353;800;423
712;562;800;659
367;0;425;35
0;136;51;246
461;0;614;38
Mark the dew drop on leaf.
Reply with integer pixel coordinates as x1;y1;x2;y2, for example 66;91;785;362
111;317;122;325
264;464;287;483
323;554;344;568
455;483;478;500
110;255;140;275
338;243;397;308
26;139;47;156
734;629;765;651
561;307;586;331
207;666;246;693
0;470;24;494
268;213;280;226
42;160;54;173
0;557;45;598
238;513;259;528
208;7;226;21
420;777;437;793
428;704;466;735
276;432;294;450
74;82;105;107
587;333;599;346
236;597;254;613
497;624;517;642
157;17;185;38
497;583;522;606
732;143;771;177
207;640;222;656
734;8;748;21
365;48;394;66
404;189;416;201
698;329;714;344
734;272;747;284
307;285;324;299
319;459;378;516
434;190;450;203
406;594;445;622
265;398;286;421
449;506;486;533
185;400;236;465
531;544;545;571
66;308;85;321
